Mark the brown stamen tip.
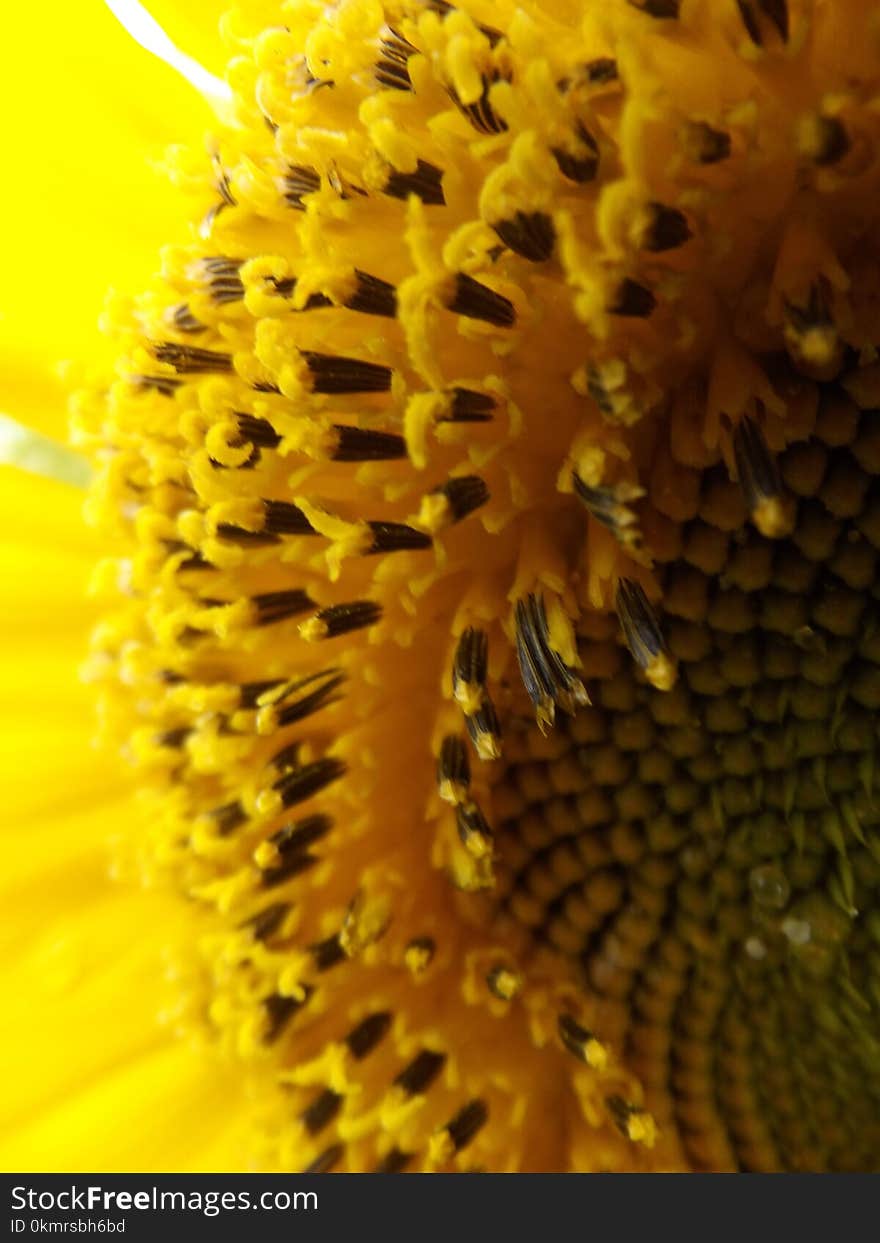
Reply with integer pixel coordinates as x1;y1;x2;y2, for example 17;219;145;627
300;351;393;394
615;579;678;691
732;417;795;538
283;164;321;210
447;273;515;327
437;735;471;804
272;758;347;810
394;1049;447;1096
456;800;494;859
346;1012;392;1059
366;521;433;555
449;76;508;136
514;594;587;727
640;202;692;252
452;627;489;715
302;1144;343;1174
299;601;383;641
491;211;555;262
627;0;680;16
253;589;315;626
558;1013;609;1069
551;121;600;184
151;342;233;374
384;159;445;205
608;278;656;318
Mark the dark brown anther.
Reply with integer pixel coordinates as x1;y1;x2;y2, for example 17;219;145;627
615;578;677;690
514;594;587;727
558;1013;606;1067
269;814;333;857
732;416;794;538
442;388;496;422
430;475;490;523
464;697;502;762
384;158;446;206
275;673;345;727
437;735;471;803
684;121;731;164
551;121;600;184
217;499;316;545
809;116;850;167
309;934;347;972
640;203;692;252
572;473;645;554
200;256;245;303
304;601;383;638
449;75;508;135
131;375;182;397
302;1144;343;1174
345;1012;392;1059
759;0;789;38
236;414;282;449
200;155;237;237
604;1095;654;1143
151;342;233;374
736;0;788;43
252;589;315;626
583;57;618;84
373;1149;412;1173
263;988;312;1043
242;902;290;942
491;211;555;262
366;521;433;554
425;0;502;44
452;628;489;712
608;278;656;317
331;426;407;461
301;1090;342;1136
169;304;205;334
210;801;248;835
238;678;287;709
266;275;332;310
376;26;418;91
446;273;515;327
283;164;321;209
344;270;398;317
155;726;191;748
394;1050;447;1096
300;351;393;394
627;0;680;15
456;800;493;859
272;758;347;810
444;1100;489;1152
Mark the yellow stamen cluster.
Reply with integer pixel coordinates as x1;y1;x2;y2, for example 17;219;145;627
74;0;880;1171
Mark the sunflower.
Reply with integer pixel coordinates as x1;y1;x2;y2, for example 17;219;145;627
4;0;880;1175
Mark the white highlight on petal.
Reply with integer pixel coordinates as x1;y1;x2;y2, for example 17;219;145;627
104;0;232;107
0;416;91;488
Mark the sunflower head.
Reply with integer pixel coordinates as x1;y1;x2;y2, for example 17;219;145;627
72;0;880;1172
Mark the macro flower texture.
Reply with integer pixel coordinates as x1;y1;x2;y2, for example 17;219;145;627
4;0;880;1176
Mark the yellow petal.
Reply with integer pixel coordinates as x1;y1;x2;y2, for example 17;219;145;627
0;1;220;439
